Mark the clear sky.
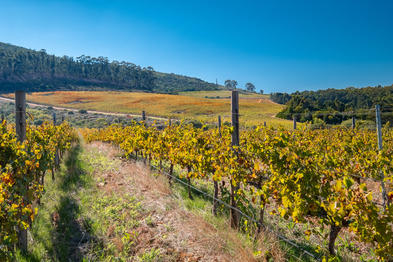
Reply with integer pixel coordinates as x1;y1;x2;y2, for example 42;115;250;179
1;0;393;93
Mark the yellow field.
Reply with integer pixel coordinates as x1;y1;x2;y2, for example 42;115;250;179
4;91;291;127
179;90;270;99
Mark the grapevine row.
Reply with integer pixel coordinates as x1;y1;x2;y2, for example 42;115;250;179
0;121;76;258
82;122;393;260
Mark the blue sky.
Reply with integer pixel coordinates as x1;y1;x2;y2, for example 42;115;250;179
1;0;393;93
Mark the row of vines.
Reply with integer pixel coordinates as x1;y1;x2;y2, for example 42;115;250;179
82;122;393;260
0;121;76;258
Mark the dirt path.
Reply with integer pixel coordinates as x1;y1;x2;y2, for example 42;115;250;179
87;141;257;262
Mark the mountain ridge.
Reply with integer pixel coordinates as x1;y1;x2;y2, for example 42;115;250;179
0;42;221;93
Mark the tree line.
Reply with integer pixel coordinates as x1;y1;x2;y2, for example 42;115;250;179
0;42;219;93
271;85;393;125
224;79;263;94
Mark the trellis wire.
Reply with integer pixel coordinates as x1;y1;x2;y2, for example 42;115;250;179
147;160;321;261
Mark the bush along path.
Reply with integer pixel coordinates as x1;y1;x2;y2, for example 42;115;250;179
15;139;267;262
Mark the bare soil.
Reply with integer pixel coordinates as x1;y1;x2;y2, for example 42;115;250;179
87;141;259;262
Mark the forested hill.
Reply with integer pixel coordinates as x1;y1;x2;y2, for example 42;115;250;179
0;42;220;93
271;85;393;125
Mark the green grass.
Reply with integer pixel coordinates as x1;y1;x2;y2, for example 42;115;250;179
13;141;322;262
148;159;317;262
14;140;145;261
15;142;93;261
138;248;162;262
149;157;379;262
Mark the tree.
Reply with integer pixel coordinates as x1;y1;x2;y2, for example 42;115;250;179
225;80;232;90
259;89;264;94
245;82;255;92
224;80;238;90
231;80;238;90
0;42;221;94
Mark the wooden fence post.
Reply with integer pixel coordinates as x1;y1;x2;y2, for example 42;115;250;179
376;105;383;150
352;115;356;129
293;115;297;130
218;115;221;137
264;121;266;127
15;90;27;252
230;90;240;229
142;110;146;121
376;105;389;208
213;115;222;215
52;112;60;169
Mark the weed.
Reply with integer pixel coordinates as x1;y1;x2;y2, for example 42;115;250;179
139;248;162;262
145;215;155;227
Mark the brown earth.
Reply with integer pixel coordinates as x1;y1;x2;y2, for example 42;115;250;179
87;141;267;262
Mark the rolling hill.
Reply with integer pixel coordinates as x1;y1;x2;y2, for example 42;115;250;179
3;90;291;127
0;42;221;93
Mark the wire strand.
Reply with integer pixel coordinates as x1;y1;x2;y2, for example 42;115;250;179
147;161;321;261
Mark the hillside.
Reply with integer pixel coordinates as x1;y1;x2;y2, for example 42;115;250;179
0;42;220;93
3;90;291;128
272;85;393;125
3;95;392;261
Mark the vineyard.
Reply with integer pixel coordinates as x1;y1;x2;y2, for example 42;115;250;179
0;120;76;259
2;2;393;260
82;120;393;261
1;90;393;261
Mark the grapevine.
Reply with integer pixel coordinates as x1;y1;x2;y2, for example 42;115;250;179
0;120;76;258
82;122;393;260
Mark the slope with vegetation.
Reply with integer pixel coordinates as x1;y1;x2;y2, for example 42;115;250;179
0;42;220;93
13;135;279;261
0;100;145;129
272;85;393;125
3;97;392;261
82;121;393;261
3;91;291;128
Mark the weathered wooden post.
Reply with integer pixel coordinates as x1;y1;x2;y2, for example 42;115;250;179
168;117;174;185
263;121;266;127
293;115;297;130
187;166;193;200
230;90;240;228
142;110;146;121
52;112;60;170
376;105;383;150
52;112;56;125
352;115;356;129
232;91;240;146
15;90;27;252
213;115;222;215
376;105;389;208
218;115;222;137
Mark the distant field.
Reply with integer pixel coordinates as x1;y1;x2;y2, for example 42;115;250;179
179;90;270;99
4;91;291;127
